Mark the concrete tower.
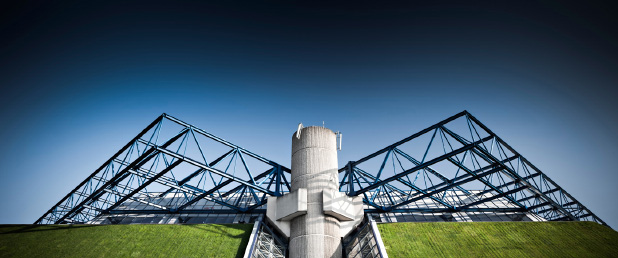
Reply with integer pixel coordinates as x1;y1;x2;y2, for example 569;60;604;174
290;126;341;257
266;126;363;258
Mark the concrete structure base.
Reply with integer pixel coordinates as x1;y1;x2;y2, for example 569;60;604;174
266;126;364;258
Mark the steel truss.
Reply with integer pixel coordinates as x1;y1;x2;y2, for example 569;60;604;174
36;114;290;224
248;220;287;258
343;216;383;258
339;111;607;226
37;111;607;227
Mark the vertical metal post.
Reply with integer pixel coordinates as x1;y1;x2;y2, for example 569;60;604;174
347;161;355;196
275;165;282;196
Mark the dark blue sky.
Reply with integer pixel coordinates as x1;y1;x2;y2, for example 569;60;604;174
1;1;617;227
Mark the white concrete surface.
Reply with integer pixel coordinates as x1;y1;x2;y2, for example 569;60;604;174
323;190;363;222
266;188;308;237
264;126;365;257
275;188;308;221
289;126;341;258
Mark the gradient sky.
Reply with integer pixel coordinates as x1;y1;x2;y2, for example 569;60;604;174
1;1;617;228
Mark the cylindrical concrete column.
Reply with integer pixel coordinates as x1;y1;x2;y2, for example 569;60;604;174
290;126;341;258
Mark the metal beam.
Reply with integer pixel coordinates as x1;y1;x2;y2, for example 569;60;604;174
440;124;575;220
353;135;493;196
35;115;164;224
458;185;528;209
158;148;236;197
163;114;286;169
393;147;472;195
107;209;267;215
349;111;468;166
465;112;607;226
352;167;455;210
104;159;184;212
138;139;277;195
390;166;505;210
364;207;526;213
52;128;188;224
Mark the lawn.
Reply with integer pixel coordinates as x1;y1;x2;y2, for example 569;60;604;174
0;224;252;258
378;221;618;258
3;221;617;257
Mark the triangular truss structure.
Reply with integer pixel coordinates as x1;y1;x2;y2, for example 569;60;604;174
36;111;607;227
36;114;290;224
339;111;606;225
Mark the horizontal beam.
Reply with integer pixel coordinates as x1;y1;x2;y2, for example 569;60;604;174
348;111;468;167
465;113;607;226
159;149;236;196
458;185;528;209
364;207;526;213
104;159;184;212
393;148;472;195
53;129;189;224
35;115;164;224
353;135;493;196
477;172;539;196
107;209;267;214
390;166;505;210
353;167;455;210
441;125;576;221
163;114;290;171
138;139;276;195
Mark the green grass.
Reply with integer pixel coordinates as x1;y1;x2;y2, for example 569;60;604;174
0;224;253;258
378;221;618;258
4;222;617;257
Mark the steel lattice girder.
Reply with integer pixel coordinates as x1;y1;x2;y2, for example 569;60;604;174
36;111;608;228
35;114;291;224
339;111;607;226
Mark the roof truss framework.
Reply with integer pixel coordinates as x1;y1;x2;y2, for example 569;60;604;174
339;111;607;226
36;111;607;227
35;114;291;224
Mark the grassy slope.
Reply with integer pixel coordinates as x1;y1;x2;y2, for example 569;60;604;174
378;221;618;258
0;224;252;258
3;222;617;257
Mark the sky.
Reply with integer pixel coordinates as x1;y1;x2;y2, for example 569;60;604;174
1;1;617;228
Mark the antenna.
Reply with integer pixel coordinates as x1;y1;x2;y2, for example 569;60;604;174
336;131;342;151
296;123;303;139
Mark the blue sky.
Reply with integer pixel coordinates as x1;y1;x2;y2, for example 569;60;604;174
1;1;617;227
